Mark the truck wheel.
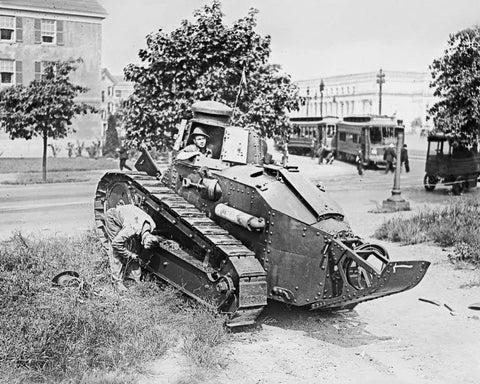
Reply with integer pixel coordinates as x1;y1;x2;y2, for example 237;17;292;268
424;174;437;191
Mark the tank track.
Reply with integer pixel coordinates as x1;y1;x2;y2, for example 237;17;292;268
94;171;267;328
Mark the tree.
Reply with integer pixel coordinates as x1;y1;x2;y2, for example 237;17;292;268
103;114;120;157
123;0;299;150
0;59;95;181
428;26;480;141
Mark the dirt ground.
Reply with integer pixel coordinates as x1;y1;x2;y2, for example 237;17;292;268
139;138;480;384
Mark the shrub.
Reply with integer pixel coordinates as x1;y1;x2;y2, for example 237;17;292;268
374;196;480;265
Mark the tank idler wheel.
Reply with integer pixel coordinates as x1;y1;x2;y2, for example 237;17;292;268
424;174;437;191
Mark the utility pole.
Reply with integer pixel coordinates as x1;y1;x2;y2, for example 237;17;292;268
306;86;310;117
376;68;385;115
319;79;324;119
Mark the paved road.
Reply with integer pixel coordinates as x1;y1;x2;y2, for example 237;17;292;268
0;154;476;241
0;181;98;240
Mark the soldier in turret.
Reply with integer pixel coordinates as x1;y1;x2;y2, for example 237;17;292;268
176;126;213;160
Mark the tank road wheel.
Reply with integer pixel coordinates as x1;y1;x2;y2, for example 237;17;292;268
423;174;437;191
452;176;465;195
94;173;135;253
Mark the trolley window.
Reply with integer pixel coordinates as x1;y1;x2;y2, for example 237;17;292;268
370;127;382;144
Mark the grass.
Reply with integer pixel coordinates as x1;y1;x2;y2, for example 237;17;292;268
0;230;227;384
374;195;480;265
0;157;118;174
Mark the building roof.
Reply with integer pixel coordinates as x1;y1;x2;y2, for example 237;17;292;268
102;68;133;87
0;0;107;18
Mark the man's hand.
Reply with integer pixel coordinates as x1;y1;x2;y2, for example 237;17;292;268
143;233;159;249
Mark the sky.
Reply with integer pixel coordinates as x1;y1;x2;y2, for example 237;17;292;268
98;0;480;81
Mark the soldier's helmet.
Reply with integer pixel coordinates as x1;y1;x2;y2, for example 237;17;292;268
190;126;209;139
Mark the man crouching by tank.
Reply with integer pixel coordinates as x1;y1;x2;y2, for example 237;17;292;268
176;126;212;160
105;204;159;291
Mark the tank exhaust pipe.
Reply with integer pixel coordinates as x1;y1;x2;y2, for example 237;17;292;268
214;203;265;231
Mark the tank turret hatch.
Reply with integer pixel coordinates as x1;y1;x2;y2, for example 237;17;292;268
191;100;233;127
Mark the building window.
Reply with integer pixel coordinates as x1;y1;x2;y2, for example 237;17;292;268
0;15;14;41
41;19;56;43
107;86;112;96
0;59;14;84
115;90;121;98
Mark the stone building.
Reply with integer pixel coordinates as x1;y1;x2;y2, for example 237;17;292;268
100;68;134;138
0;0;107;157
291;70;436;132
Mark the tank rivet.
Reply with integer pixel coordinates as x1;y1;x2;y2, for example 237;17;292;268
265;259;269;262
314;296;318;300
294;299;297;303
306;299;310;302
319;282;322;286
268;240;272;244
318;292;321;296
324;289;327;293
303;227;307;231
302;233;306;237
295;286;299;290
267;250;271;253
316;232;320;236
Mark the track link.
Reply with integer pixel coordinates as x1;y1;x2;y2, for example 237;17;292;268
94;172;267;327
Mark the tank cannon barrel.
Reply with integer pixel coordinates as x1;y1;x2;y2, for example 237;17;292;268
214;203;265;231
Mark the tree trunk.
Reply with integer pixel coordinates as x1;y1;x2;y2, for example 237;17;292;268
42;128;48;182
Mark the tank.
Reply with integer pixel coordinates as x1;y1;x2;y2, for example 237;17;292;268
95;101;430;328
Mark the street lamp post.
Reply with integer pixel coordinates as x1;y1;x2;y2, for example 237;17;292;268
376;68;385;115
319;79;324;118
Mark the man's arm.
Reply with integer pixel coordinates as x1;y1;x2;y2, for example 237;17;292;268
111;226;138;260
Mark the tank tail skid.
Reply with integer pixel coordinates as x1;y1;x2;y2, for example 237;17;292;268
94;172;267;328
311;239;430;310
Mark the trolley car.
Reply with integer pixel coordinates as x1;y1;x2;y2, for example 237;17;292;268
334;115;404;168
287;116;339;155
424;134;480;195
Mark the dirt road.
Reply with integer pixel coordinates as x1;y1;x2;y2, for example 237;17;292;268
140;151;480;384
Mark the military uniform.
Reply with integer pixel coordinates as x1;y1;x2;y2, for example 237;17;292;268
105;204;157;286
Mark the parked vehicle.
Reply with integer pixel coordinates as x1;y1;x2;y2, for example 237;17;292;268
287;116;339;155
424;134;480;195
334;115;404;168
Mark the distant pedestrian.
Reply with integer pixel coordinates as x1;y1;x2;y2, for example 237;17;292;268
317;143;324;164
310;138;317;159
401;144;410;173
383;143;396;174
118;142;132;171
356;149;365;176
282;139;289;166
